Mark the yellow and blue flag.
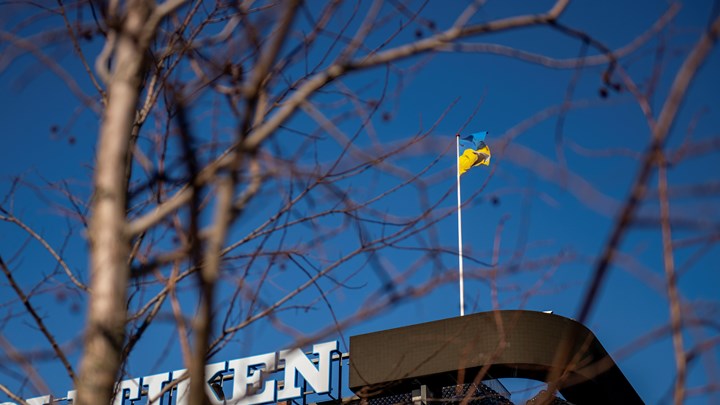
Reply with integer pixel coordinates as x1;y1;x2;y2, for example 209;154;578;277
458;131;490;175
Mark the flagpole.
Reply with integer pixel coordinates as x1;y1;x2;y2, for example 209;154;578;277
456;134;465;317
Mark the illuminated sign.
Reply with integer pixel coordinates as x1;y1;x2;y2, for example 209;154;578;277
1;341;339;405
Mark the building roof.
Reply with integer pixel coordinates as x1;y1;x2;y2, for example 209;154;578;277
349;310;643;404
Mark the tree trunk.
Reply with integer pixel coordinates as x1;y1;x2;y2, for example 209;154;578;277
75;1;152;403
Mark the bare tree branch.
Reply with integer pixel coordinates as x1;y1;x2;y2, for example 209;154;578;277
577;12;720;324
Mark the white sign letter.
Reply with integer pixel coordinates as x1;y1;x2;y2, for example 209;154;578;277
170;369;190;405
227;352;276;405
205;361;228;405
171;361;227;405
142;372;171;404
276;341;337;400
113;378;141;405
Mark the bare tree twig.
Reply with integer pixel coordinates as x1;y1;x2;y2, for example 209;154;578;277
0;384;29;405
0;209;87;291
0;256;76;383
658;154;687;405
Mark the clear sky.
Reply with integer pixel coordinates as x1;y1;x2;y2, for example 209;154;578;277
1;1;719;404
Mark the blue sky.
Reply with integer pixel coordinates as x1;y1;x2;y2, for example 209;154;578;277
1;1;719;404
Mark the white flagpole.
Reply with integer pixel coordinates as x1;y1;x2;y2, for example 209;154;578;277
456;134;465;317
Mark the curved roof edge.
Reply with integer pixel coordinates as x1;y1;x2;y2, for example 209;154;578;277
348;310;643;404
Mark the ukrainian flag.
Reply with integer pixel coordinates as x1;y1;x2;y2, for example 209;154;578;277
458;131;490;175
